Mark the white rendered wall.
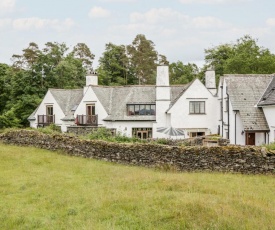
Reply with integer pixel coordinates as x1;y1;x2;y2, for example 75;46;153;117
74;86;108;126
262;106;275;143
30;90;65;129
168;79;219;138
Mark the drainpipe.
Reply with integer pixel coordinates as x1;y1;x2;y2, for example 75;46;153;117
220;85;223;137
226;87;230;140
234;110;237;144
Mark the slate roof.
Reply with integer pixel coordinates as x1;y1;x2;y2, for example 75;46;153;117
90;85;189;121
257;76;275;106
49;89;83;121
225;74;273;131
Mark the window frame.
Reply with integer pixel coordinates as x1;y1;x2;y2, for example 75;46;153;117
189;101;205;114
127;104;156;116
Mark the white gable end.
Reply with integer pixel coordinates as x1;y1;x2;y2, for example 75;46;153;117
168;79;219;137
74;86;108;126
30;90;65;128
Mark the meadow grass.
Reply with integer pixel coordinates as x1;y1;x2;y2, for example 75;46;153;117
0;143;275;230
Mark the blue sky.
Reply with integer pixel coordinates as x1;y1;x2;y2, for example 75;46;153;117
0;0;275;68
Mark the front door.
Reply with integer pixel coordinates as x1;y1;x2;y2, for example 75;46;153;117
246;133;255;145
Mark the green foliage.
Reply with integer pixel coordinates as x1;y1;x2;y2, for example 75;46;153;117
37;124;61;134
98;34;168;85
0;41;94;127
1;143;275;229
262;142;275;151
98;43;134;85
205;35;275;81
85;127;145;143
169;61;199;84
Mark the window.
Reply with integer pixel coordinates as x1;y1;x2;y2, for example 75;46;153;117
189;101;205;114
132;128;152;139
46;105;54;123
189;132;205;137
127;104;155;116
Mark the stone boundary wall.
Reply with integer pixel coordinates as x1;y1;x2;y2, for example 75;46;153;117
1;130;275;174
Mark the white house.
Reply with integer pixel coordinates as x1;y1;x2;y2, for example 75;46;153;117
257;77;275;143
28;66;275;145
29;66;219;139
218;74;275;145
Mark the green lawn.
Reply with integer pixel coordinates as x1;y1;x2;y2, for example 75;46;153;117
1;143;275;230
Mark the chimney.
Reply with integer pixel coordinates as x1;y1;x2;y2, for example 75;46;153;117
156;65;170;101
86;71;98;86
157;65;169;86
205;67;216;95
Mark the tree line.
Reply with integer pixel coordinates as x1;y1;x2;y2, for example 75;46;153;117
1;34;275;128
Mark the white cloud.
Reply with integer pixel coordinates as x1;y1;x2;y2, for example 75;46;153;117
99;0;136;2
89;6;110;18
130;8;189;24
0;0;15;12
179;0;250;4
0;18;12;28
12;17;75;31
266;18;275;27
192;16;226;28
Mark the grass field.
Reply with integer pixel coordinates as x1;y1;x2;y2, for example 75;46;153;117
1;143;275;230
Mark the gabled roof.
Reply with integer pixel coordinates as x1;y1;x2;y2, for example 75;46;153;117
257;76;275;106
90;84;189;121
225;74;273;131
49;89;83;120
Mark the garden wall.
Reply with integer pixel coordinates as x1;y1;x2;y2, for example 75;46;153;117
1;130;275;174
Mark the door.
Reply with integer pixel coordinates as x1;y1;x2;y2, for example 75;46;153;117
46;105;53;123
86;104;95;124
246;133;255;145
137;131;148;140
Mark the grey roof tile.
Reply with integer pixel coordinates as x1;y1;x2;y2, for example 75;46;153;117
49;89;83;120
257;76;275;106
225;74;273;131
91;84;189;121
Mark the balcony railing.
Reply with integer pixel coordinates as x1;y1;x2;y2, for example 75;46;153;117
37;115;55;126
76;115;98;126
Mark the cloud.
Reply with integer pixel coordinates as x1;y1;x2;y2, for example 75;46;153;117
89;6;111;18
179;0;250;4
0;0;15;13
192;16;226;28
0;18;12;28
266;18;275;27
130;8;189;24
99;0;136;2
12;17;75;31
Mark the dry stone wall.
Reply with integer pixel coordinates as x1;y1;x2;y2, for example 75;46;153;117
1;130;275;174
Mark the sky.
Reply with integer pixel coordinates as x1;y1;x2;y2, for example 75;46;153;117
0;0;275;69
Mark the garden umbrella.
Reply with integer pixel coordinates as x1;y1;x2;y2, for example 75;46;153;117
156;127;185;137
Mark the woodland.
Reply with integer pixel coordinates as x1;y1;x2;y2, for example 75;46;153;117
1;34;275;128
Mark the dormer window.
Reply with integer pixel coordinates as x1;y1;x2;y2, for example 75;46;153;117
127;104;155;116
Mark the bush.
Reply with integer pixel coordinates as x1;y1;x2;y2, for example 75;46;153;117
37;124;61;135
263;142;275;151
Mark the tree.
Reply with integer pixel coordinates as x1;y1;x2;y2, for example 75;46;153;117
3;41;94;127
204;35;275;78
98;43;134;85
71;43;95;72
169;61;199;84
127;34;159;85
